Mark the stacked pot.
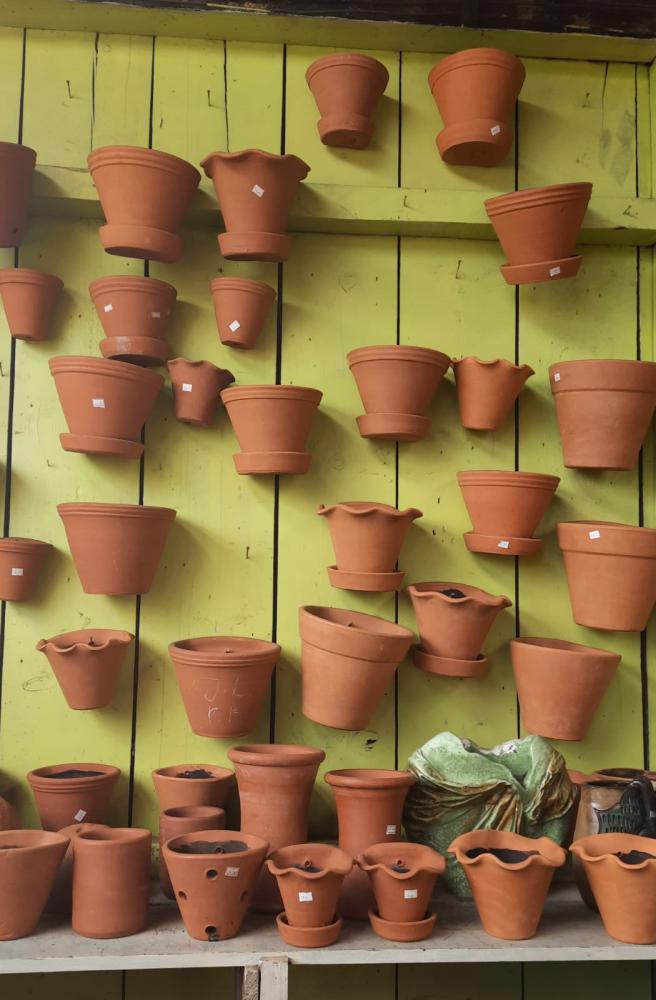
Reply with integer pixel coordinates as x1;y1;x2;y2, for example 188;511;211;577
358;842;446;942
267;843;353;947
458;469;559;556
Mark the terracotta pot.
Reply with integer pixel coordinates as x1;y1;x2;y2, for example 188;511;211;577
305;54;389;149
485;182;593;284
557;520;656;631
87;145;200;263
299;605;414;731
369;907;436;942
169;636;281;738
347;345;451;441
58;502;176;595
358;841;445;923
317;502;423;591
210;276;276;350
549;359;656;471
449;829;566;939
428;48;525;166
266;843;353;928
72;827;151;938
0;142;36;247
458;469;559;556
90;275;177;366
159;805;226;899
0;795;19;831
221;384;322;475
0;537;51;601
275;912;342;948
152;764;234;812
0;268;62;342
201;149;310;262
0;829;68;940
27;762;120;831
452;357;533;431
45;822;108;914
36;628;133;711
167;358;234;428
49;356;163;459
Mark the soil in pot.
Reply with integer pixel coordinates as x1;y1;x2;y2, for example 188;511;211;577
167;358;234;428
27;762;120;831
152;764;234;812
221;384;322;475
0;268;62;341
159;805;226;899
306;54;389;148
45;822;108;914
358;841;445;924
0;829;68;939
452;357;534;431
266;843;353;929
458;470;559;555
36;628;134;710
0;537;51;601
210;276;276;350
90;275;177;366
0;142;36;247
72;827;151;938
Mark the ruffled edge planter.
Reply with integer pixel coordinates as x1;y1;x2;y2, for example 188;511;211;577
72;826;151;939
0;537;52;601
210;276;276;350
0;829;68;940
0;142;37;248
221;384;322;475
305;53;389;149
452;357;534;431
0;268;62;341
358;841;445;928
90;274;177;366
27;762;120;831
458;469;560;555
152;763;234;811
159;805;226;900
167;358;234;428
36;628;134;710
266;842;353;934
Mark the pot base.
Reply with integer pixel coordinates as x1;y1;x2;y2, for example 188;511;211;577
233;451;311;475
368;908;436;942
275;912;342;948
413;646;489;678
60;433;143;460
437;119;512;167
327;565;404;592
100;336;170;367
356;412;430;442
98;224;182;264
218;231;292;263
500;255;582;286
464;531;542;556
318;112;374;149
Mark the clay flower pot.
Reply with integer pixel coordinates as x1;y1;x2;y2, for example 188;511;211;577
0;537;51;601
167;358;234;428
549;359;656;471
317;502;423;591
164;829;269;940
87;145;200;263
359;841;445;942
0;142;36;247
0;829;68;940
449;829;566;939
485;182;593;284
152;764;234;812
36;628;134;711
407;581;511;678
0;268;62;341
169;636;281;738
510;637;620;741
27;762;120;831
210;276;276;350
428;48;525;166
72;827;151;938
267;843;352;947
58;502;176;595
45;822;108;914
159;805;226;900
453;357;534;431
557;520;656;631
221;384;322;475
299;605;414;731
90;275;177;367
306;53;389;149
201;149;310;262
458;469;560;556
49;356;163;459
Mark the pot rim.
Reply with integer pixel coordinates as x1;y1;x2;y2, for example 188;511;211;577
484;182;593;218
428;47;525;90
317;501;422;521
347;345;451;369
74;827;151;848
49;355;164;390
87;145;201;183
0;141;36;160
267;842;354;878
449;830;566;869
163;828;269;858
168;635;281;666
153;764;234;783
0;267;62;288
300;605;414;644
161;805;226;820
89;274;177;300
358;842;446;878
570;832;656;869
510;636;621;663
406;581;512;608
228;743;326;768
325;768;415;790
36;628;134;654
306;53;389;86
557;520;656;556
457;470;560;490
452;356;535;376
221;385;322;404
200;148;310;178
0;536;51;553
57;502;176;519
548;358;656;393
0;829;68;851
27;762;120;788
209;276;276;298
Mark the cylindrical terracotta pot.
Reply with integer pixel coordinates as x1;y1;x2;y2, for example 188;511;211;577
306;54;389;149
87;145;200;263
266;843;353;928
0;829;68;940
45;822;108;914
27;762;120;831
549;359;656;470
0;537;51;601
201;149;310;262
49;356;163;459
458;469;559;556
510;637;620;741
169;636;281;738
221;384;322;475
0;142;36;247
58;502;176;595
347;345;450;442
453;357;534;431
90;275;177;367
557;520;656;631
36;628;134;710
358;841;445;923
159;805;226;899
0;268;62;341
72;827;151;938
210;276;276;350
167;358;234;428
152;764;234;812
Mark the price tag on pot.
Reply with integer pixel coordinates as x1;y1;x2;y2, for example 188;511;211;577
549;266;561;278
92;398;106;408
553;372;561;382
182;383;193;393
74;809;87;822
225;866;239;878
589;530;601;540
151;311;161;319
404;889;418;899
103;303;113;313
298;891;313;902
10;567;23;576
386;825;397;836
490;125;501;136
229;320;241;332
251;184;265;198
497;540;510;549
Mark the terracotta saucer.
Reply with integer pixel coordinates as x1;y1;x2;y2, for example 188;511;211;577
100;335;170;367
437;118;512;167
218;231;292;263
356;412;430;442
368;908;436;942
99;224;182;264
319;112;374;149
275;912;342;948
327;566;404;592
500;255;582;286
464;531;542;556
413;646;489;678
60;433;143;460
233;451;311;475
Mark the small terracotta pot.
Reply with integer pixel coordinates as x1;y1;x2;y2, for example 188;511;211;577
221;384;322;475
266;843;353;928
90;275;177;366
45;822;108;914
27;762;120;831
169;636;281;738
152;764;234;812
58;502;176;595
485;182;593;284
0;829;68;940
358;841;445;923
159;805;226;900
348;345;451;441
167;358;234;428
201;149;310;262
299;605;414;731
453;357;534;431
458;469;559;556
557;520;656;631
317;502;423;591
0;142;36;247
0;268;62;342
449;829;566;939
36;628;134;710
210;276;276;350
510;637;620;741
0;537;51;601
87;145;200;263
306;54;389;149
275;912;342;948
72;827;151;938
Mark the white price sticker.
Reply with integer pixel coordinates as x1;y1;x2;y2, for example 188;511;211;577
225;866;239;877
229;320;241;332
74;809;87;822
92;398;106;408
11;567;23;576
385;825;397;836
251;184;265;198
298;891;313;902
404;889;418;899
490;125;501;136
553;372;561;382
103;304;113;313
549;266;561;278
151;311;161;319
497;540;510;549
182;383;193;393
589;530;601;540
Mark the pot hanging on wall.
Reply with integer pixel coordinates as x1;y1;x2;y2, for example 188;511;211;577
221;384;322;475
27;762;120;831
152;764;234;812
159;805;226;900
90;275;177;367
359;841;446;942
0;142;36;247
457;469;559;556
0;268;62;341
36;628;134;711
45;822;109;914
72;827;151;938
167;358;234;428
0;829;68;940
452;357;534;431
305;53;389;148
266;843;353;948
0;537;51;601
210;276;276;350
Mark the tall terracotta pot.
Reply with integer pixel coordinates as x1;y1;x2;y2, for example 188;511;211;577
306;54;389;148
0;537;51;601
36;628;134;710
210;276;276;350
45;822;108;914
152;764;234;812
0;829;68;940
27;762;120;830
452;357;533;431
72;827;151;938
0;142;36;247
167;358;234;428
0;268;62;341
359;841;445;942
159;805;226;899
221;384;322;475
90;275;177;366
458;469;559;556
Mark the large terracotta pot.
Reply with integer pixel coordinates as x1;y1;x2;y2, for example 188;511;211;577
266;843;352;935
72;827;151;938
458;469;559;556
27;762;120;831
221;384;322;475
210;276;276;350
36;628;134;710
306;54;389;149
0;537;51;601
167;358;234;428
0;142;36;247
452;357;533;431
299;606;414;731
159;805;226;899
45;822;108;914
0;268;62;341
358;841;445;925
0;829;68;940
90;275;177;366
152;764;234;812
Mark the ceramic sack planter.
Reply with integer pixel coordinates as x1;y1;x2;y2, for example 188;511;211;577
87;145;200;263
0;537;51;601
159;805;226;900
27;762;120;831
152;764;234;812
210;276;276;350
36;628;134;710
359;841;445;942
90;275;177;366
453;357;534;431
458;469;560;556
266;842;353;947
0;829;68;940
221;384;322;475
72;827;151;938
306;53;389;148
0;268;62;341
0;142;36;247
167;358;234;428
45;822;108;914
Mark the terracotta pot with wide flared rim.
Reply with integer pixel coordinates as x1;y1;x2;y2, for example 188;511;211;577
152;764;234;812
317;502;423;591
305;53;389;148
266;843;353;930
45;822;108;914
90;275;177;366
449;828;566;939
210;276;276;350
358;841;445;925
36;628;134;710
458;470;559;556
167;358;234;428
299;605;414;731
169;636;281;738
221;384;322;475
201;149;310;262
428;48;525;166
27;762;120;831
87;145;200;263
485;182;593;284
0;268;62;341
452;357;534;431
0;537;51;601
510;637;620;741
159;805;226;899
0;142;36;248
347;345;451;441
0;829;68;940
72;827;151;938
58;502;176;595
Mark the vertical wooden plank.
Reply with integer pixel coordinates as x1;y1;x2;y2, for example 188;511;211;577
92;34;153;150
